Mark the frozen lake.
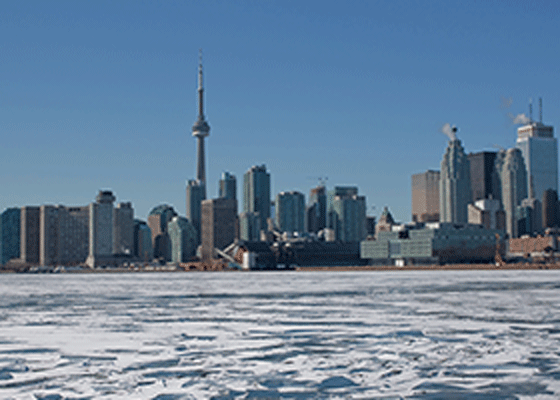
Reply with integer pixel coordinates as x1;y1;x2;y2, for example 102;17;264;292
1;270;560;399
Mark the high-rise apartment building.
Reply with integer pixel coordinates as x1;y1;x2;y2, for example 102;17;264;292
113;202;134;255
440;136;471;224
168;216;198;263
411;170;440;223
86;191;115;267
275;191;305;234
239;212;261;241
516;105;558;200
243;165;271;230
40;205;89;266
201;198;237;260
307;186;327;233
498;148;528;238
0;208;20;265
468;151;497;202
20;206;40;264
326;186;366;242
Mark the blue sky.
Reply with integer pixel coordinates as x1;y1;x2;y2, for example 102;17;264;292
2;0;560;222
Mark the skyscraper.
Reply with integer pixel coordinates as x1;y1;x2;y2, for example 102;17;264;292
201;198;237;260
186;180;205;242
243;165;271;230
326;186;366;242
0;208;20;265
147;204;177;261
440;133;471;224
307;185;327;233
192;50;210;194
498;148;528;238
516;102;558;200
468;151;497;202
275;191;305;234
411;170;440;223
168;216;198;263
20;206;40;264
133;219;153;261
113;202;134;255
542;189;559;229
219;171;237;201
87;191;115;267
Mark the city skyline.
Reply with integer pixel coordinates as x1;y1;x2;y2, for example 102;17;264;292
2;1;560;222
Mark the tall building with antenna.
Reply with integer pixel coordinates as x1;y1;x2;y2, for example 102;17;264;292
187;50;211;243
516;98;557;201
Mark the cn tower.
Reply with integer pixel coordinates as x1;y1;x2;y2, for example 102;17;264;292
192;50;210;195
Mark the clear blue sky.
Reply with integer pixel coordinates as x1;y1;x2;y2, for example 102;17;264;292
2;0;560;222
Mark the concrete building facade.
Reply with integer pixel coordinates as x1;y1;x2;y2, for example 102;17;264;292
411;170;440;223
113;202;134;255
219;171;237;201
87;191;115;267
20;206;40;264
467;198;505;231
168;216;198;263
499;148;528;238
329;188;366;242
147;204;177;262
307;185;327;233
239;212;261;242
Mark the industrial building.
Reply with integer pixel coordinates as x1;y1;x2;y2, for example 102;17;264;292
361;223;503;265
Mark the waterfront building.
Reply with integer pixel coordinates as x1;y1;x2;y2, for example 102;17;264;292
411;170;440;223
517;198;542;236
516;106;558;200
498;148;528;238
306;185;327;233
275;191;305;234
361;223;503;265
542;189;559;229
0;208;20;265
440;136;471;224
468;151;497;202
133;219;153;261
467;198;505;231
113;202;134;255
243;165;271;230
239;212;261;241
20;206;40;264
87;191;115;267
147;204;177;261
168;216;198;263
327;186;358;230
201;198;237;260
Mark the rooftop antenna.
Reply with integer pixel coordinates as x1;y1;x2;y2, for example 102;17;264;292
539;97;543;123
529;98;533;122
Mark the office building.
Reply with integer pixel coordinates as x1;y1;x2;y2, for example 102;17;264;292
147;204;177;261
113;202;134;255
20;206;40;264
440;136;471;224
186;180;205;243
275;191;305;234
87;191;116;267
201;198;237;260
517;198;542;236
327;186;358;229
542;189;559;229
516;102;558;200
219;171;237;201
134;219;153;261
376;206;395;238
467;198;505;231
411;170;440;222
498;148;528;238
243;165;271;230
0;208;20;265
168;216;198;263
307;185;327;233
468;151;497;202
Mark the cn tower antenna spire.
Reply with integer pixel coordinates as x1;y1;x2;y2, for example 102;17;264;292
192;48;210;190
